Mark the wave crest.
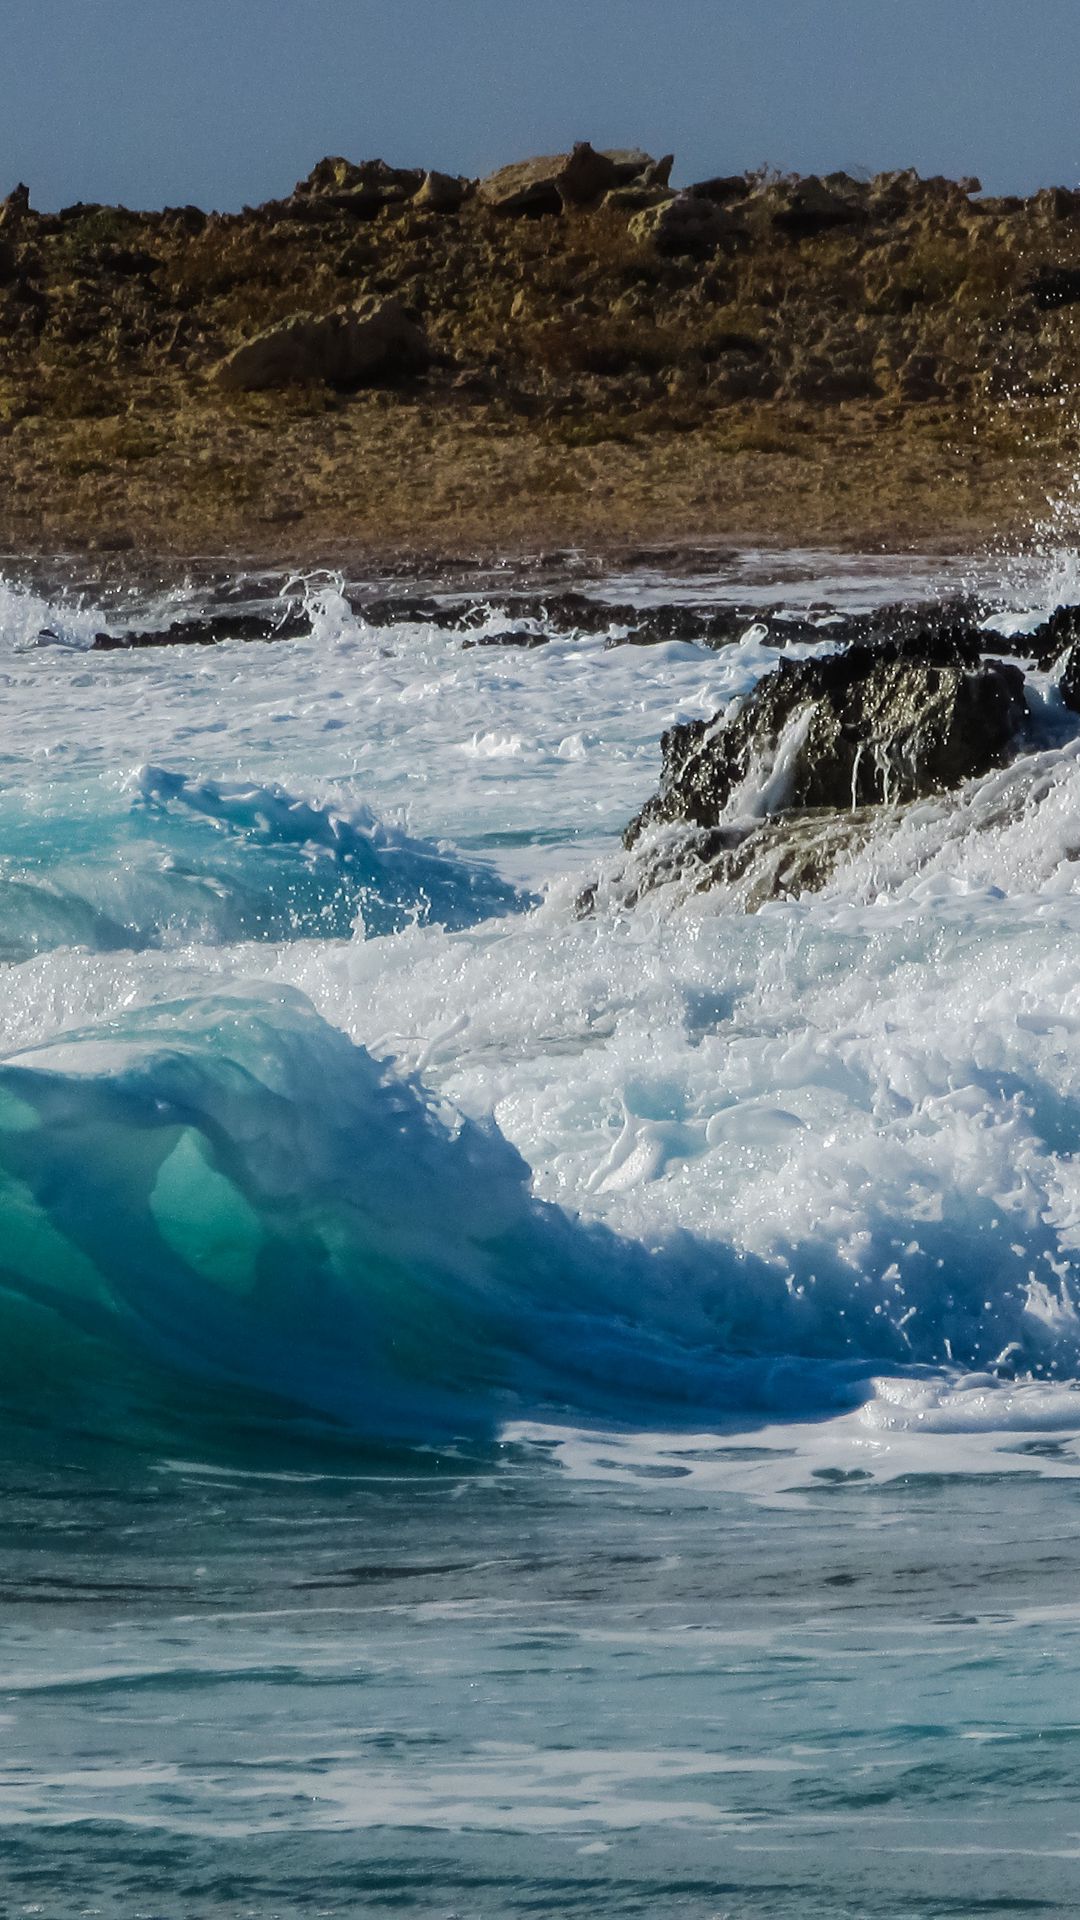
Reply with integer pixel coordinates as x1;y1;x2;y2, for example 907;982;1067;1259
2;986;1079;1451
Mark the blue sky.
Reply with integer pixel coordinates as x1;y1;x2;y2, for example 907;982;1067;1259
6;0;1080;210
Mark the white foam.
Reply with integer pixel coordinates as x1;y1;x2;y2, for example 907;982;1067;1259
8;551;1080;1460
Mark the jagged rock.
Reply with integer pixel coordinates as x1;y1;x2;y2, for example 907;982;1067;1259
610;804;883;913
287;157;426;221
478;143;621;215
161;204;208;235
212;295;428;391
626;634;1028;852
644;155;675;187
602;149;664;185
342;593;988;653
293;156;424;200
1032;186;1080;221
413;170;467;214
868;169;923;216
0;184;30;235
1021;606;1080;695
557;142;621;206
629;194;742;257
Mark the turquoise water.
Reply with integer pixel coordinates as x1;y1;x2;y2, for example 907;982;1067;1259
5;554;1080;1915
5;1444;1080;1918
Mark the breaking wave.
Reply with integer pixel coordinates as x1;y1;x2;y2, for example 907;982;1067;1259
3;984;1080;1452
0;768;527;960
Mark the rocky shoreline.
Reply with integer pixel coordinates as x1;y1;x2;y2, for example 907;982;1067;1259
609;604;1080;912
25;532;1080;926
2;145;1080;559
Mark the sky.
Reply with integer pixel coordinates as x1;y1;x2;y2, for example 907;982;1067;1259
5;0;1080;212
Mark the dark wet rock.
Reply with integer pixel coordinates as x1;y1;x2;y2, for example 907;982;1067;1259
1060;647;1080;713
212;295;428;391
353;593;445;627
1031;604;1080;658
343;589;993;655
626;633;1028;851
460;629;548;649
1025;606;1080;708
88;610;311;649
599;806;883;916
1006;604;1080;676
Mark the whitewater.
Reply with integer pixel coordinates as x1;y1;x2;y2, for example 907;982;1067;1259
6;546;1080;1918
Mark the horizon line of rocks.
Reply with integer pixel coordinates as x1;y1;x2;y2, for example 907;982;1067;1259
4;143;1075;234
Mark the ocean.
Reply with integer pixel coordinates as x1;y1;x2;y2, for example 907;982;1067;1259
4;546;1080;1917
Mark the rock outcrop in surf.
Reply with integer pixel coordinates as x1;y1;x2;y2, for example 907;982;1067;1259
621;627;1031;905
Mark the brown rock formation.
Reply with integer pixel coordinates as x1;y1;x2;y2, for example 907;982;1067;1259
1;147;1079;557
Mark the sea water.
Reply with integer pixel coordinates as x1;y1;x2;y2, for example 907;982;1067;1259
4;549;1080;1916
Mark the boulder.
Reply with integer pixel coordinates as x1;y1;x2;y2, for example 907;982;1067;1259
629;193;742;257
602;148;663;185
626;634;1028;851
477;154;565;216
478;143;621;214
557;142;621;206
212;295;429;392
413;169;467;214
